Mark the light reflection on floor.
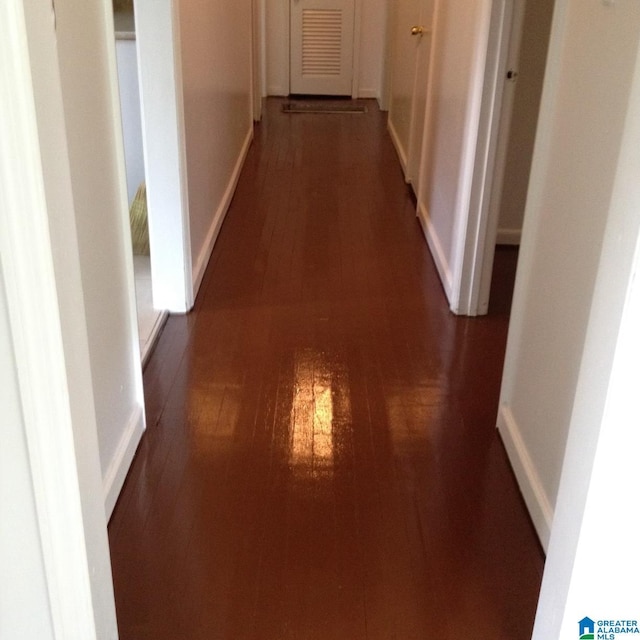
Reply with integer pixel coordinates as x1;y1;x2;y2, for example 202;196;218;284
290;348;350;475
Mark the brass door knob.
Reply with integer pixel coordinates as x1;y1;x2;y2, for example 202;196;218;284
411;25;425;36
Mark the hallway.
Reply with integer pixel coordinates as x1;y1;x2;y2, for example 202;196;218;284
108;99;544;639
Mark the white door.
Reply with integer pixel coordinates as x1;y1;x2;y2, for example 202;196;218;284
290;0;355;96
388;0;435;186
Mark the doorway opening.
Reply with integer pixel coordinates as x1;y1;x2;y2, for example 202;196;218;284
472;0;555;314
112;0;195;367
113;3;167;364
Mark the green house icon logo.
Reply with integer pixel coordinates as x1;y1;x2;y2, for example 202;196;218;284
579;617;595;639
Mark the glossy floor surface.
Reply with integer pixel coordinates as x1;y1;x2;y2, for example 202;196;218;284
108;99;544;639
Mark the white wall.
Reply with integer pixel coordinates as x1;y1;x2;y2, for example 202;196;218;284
1;0;119;634
497;0;640;550
265;0;291;95
264;0;387;98
496;0;554;244
54;0;146;518
416;0;493;304
357;0;388;97
533;14;640;632
178;0;254;295
0;274;55;640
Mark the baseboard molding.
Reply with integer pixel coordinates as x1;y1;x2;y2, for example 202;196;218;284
417;201;454;303
357;88;378;99
497;404;553;551
192;126;254;300
141;310;169;369
267;85;289;97
496;227;522;245
103;404;145;520
387;118;408;179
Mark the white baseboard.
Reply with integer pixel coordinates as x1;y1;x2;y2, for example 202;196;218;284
387;118;408;179
103;405;145;520
497;404;553;551
496;227;521;245
191;126;254;300
357;88;378;99
140;310;169;368
417;201;454;304
267;85;289;97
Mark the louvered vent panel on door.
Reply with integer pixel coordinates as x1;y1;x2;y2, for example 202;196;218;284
302;9;343;77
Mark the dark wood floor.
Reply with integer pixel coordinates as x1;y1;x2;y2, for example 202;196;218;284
108;99;543;640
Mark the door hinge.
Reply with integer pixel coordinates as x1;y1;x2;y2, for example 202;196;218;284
506;69;519;81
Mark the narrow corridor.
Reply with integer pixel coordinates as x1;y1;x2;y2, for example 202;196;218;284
108;99;544;639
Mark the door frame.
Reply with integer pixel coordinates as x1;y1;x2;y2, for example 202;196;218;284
1;1;118;635
454;0;522;315
131;0;194;313
253;0;266;119
350;0;363;98
474;0;526;312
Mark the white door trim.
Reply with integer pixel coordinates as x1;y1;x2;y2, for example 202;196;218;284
135;0;194;312
253;0;266;119
97;0;148;519
456;0;523;315
475;0;525;314
351;0;362;98
0;1;117;636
